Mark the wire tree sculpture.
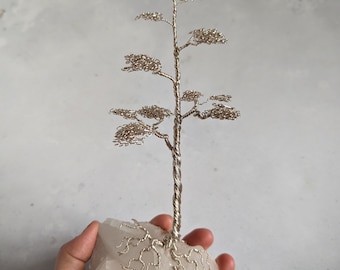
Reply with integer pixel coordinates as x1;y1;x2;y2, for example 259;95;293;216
111;0;239;248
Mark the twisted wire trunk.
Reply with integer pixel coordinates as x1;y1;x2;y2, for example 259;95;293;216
170;0;183;242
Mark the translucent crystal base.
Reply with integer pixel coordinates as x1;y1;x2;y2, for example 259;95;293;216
90;218;218;270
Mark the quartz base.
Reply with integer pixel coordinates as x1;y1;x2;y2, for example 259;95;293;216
89;218;217;270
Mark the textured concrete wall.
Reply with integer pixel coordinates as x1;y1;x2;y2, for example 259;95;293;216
1;0;339;269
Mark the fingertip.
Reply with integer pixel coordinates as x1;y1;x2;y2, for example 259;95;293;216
183;228;214;250
68;221;100;258
55;221;100;270
150;214;173;231
79;220;99;242
216;253;235;270
83;220;100;233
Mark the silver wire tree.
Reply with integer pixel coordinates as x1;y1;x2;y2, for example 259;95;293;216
111;0;240;246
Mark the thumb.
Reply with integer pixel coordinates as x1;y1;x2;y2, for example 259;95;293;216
55;221;100;270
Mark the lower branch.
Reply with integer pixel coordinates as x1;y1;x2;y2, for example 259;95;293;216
154;130;173;151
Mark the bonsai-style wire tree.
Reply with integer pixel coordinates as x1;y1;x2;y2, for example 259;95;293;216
111;0;240;247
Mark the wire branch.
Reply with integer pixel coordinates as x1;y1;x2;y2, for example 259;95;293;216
154;130;173;151
181;99;199;120
179;38;195;51
181;107;197;120
157;71;176;83
162;19;174;27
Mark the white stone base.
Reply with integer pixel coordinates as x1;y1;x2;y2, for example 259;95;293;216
90;218;218;270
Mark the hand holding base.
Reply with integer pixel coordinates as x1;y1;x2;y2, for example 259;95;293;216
90;218;218;270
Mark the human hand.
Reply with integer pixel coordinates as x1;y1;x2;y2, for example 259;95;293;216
150;214;235;270
55;220;100;270
55;214;235;270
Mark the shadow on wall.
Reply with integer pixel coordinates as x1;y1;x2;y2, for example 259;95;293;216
0;9;6;18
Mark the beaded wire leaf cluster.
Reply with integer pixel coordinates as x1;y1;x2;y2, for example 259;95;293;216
111;0;240;245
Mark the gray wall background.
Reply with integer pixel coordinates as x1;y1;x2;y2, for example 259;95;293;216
0;0;339;269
